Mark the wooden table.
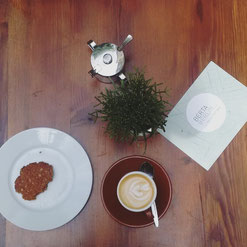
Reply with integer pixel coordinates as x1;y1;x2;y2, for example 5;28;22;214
1;0;247;246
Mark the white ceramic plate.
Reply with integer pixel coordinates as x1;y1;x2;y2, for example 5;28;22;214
0;128;93;231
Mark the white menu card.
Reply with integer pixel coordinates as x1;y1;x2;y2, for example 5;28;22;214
159;61;247;170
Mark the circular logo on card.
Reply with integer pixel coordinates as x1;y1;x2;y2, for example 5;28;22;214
186;93;226;132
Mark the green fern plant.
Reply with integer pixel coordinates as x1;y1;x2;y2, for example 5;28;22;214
89;68;170;151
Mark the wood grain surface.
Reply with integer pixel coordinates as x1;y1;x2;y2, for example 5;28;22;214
1;0;247;246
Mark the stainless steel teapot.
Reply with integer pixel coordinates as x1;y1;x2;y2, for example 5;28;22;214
87;35;133;83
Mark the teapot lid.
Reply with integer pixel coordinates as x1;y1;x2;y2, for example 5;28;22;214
90;43;125;77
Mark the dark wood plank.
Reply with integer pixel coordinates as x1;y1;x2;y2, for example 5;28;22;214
0;1;8;144
0;1;8;246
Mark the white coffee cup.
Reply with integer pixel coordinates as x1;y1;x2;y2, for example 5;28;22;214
117;171;157;212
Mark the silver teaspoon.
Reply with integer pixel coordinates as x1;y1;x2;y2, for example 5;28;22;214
139;162;159;227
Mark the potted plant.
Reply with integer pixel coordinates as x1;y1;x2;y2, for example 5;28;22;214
89;68;170;151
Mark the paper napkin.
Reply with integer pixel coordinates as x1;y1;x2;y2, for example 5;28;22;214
159;61;247;170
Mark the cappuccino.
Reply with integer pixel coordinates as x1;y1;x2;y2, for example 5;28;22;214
117;172;156;212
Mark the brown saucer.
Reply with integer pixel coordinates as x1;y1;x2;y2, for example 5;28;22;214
101;155;172;228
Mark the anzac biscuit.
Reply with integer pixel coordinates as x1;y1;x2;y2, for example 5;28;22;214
15;162;54;200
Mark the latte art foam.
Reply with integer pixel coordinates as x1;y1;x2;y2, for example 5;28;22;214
118;174;155;210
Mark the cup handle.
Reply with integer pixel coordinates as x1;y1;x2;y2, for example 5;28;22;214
144;207;153;220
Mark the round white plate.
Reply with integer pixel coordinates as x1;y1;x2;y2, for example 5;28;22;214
0;128;93;231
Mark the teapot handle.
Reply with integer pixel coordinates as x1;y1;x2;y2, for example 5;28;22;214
117;35;133;51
